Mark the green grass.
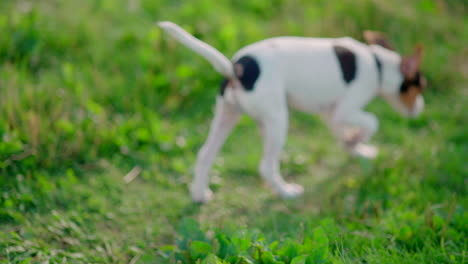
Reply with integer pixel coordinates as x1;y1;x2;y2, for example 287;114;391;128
0;0;467;263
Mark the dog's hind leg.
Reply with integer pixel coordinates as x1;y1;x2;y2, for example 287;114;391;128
258;106;304;198
191;97;240;203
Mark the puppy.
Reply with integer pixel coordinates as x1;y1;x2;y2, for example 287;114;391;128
158;22;426;202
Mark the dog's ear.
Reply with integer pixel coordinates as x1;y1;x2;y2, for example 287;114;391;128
363;30;394;50
400;44;424;79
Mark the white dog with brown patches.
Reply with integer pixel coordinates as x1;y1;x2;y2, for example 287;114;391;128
158;21;426;203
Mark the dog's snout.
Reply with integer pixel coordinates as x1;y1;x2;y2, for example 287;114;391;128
409;95;425;117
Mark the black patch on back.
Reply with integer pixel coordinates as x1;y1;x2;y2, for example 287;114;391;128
234;56;260;91
400;71;422;94
373;53;382;85
333;45;357;84
219;78;228;96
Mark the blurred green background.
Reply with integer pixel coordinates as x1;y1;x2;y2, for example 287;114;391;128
0;0;467;263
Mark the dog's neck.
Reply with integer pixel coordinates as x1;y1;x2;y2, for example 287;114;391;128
369;45;404;97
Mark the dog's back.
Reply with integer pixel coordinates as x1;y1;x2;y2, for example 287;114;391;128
231;36;380;114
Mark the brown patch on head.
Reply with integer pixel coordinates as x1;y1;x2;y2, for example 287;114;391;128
363;30;395;50
399;43;426;111
399;44;426;112
400;85;422;110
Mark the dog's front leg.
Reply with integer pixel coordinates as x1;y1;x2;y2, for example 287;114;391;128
330;110;379;159
192;98;240;203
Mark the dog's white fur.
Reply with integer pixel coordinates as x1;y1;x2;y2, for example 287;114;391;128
158;22;425;202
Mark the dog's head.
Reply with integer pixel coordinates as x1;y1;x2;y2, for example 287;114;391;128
364;31;427;118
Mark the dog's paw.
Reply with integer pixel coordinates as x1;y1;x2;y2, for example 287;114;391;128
278;183;304;199
352;143;378;159
190;186;213;203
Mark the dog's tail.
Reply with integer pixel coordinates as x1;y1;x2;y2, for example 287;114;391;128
157;21;235;79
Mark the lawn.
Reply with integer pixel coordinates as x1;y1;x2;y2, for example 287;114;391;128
0;0;467;263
